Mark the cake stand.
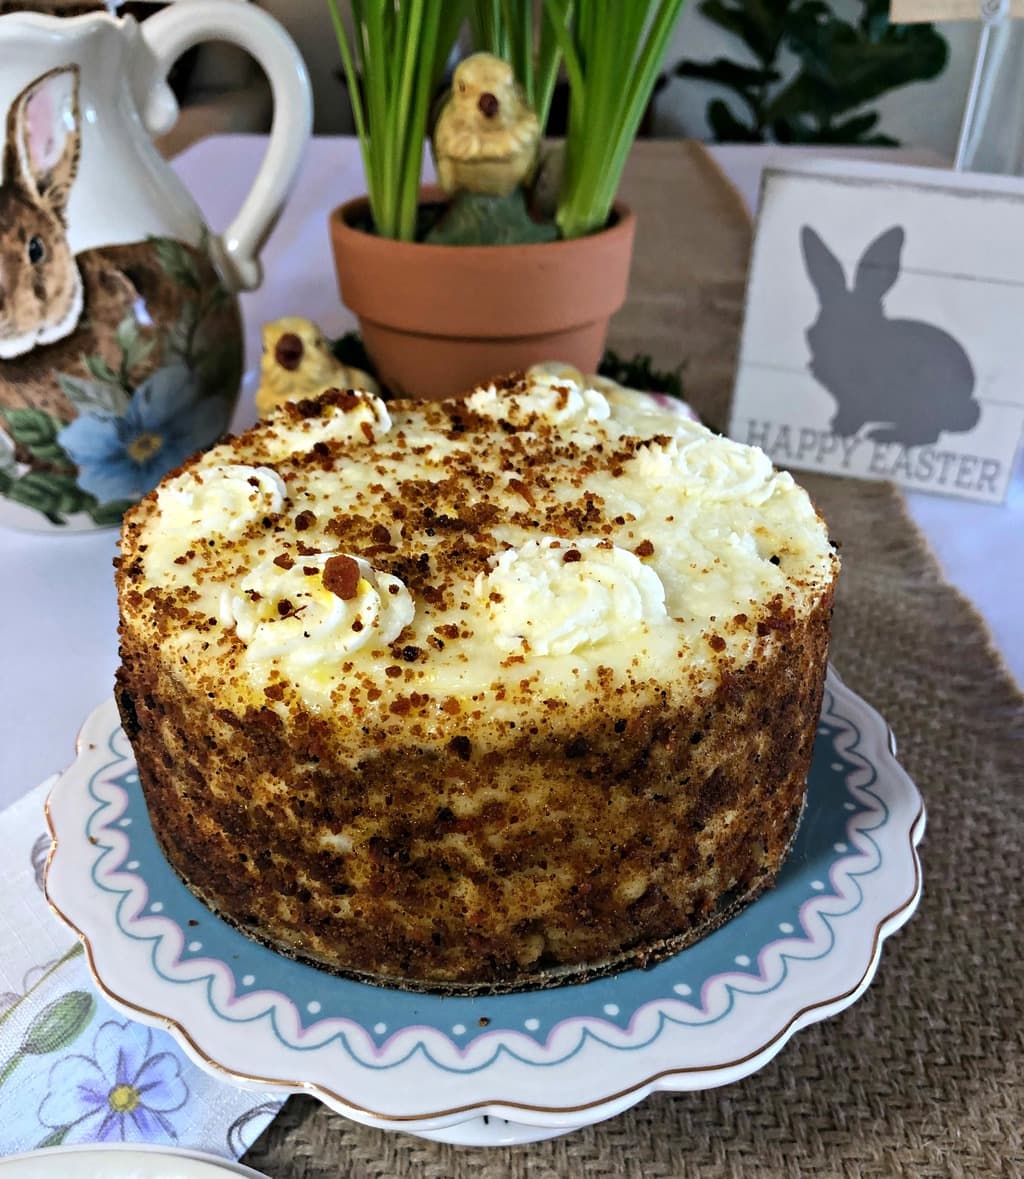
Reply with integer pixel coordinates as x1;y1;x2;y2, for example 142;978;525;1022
45;667;924;1146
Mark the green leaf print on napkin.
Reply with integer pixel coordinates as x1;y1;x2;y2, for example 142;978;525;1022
0;986;94;1088
35;1126;70;1148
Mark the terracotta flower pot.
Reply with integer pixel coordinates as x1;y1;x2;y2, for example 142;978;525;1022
328;188;635;399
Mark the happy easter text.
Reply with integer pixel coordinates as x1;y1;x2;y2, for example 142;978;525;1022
742;419;1002;495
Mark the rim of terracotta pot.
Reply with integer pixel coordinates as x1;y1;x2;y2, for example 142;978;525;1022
328;187;636;339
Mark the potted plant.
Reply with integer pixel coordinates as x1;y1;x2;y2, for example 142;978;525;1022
326;0;685;398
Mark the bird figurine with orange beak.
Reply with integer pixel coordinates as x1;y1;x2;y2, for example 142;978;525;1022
432;53;541;198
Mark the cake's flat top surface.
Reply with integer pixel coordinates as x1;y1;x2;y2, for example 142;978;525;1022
118;374;837;732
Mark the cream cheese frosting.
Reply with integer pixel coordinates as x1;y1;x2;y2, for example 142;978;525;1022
154;463;287;539
467;371;611;428
120;375;837;721
219;552;414;677
475;538;668;657
258;389;392;459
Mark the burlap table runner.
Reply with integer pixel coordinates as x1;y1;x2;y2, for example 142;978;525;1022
242;142;1024;1178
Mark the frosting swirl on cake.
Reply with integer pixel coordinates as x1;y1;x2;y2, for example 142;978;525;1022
154;464;286;539
468;372;611;427
120;378;837;719
259;389;392;459
220;552;414;675
475;538;667;656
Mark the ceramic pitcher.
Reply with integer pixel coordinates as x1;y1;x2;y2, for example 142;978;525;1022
0;1;311;531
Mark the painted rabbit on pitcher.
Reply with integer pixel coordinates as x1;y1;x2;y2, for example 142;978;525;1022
0;2;311;530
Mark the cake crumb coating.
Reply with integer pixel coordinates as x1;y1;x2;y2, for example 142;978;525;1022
116;372;838;991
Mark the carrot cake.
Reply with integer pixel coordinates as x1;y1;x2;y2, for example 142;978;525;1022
115;372;838;993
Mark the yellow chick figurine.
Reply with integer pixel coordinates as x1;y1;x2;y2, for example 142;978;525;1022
255;317;378;418
433;53;540;197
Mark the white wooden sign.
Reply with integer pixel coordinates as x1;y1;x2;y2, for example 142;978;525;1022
728;159;1024;504
891;1;1024;20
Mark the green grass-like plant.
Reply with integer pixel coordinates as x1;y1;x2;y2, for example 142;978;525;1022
332;0;687;243
545;0;687;239
328;0;467;241
468;0;564;136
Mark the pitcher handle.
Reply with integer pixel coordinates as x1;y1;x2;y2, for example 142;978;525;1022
139;0;312;292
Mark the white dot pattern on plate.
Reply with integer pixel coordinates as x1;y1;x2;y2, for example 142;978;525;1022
524;1018;540;1031
811;880;825;891
119;818;132;827
126;860;139;870
374;1022;387;1035
150;902;163;912
603;1003;620;1016
834;842;848;853
673;983;692;997
188;941;202;952
831;762;844;771
242;974;255;986
779;922;795;934
734;955;751;967
452;1023;466;1035
307;1001;321;1015
844;802;856;811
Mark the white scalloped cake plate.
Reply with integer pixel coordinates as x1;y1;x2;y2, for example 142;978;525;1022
45;667;924;1147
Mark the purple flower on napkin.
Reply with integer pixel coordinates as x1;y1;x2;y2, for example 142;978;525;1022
37;1019;189;1143
57;364;227;504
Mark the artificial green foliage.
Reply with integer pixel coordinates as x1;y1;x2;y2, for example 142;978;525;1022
677;0;948;145
598;349;685;402
328;0;468;241
330;330;376;377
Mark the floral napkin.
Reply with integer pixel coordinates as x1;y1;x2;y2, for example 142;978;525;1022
0;778;286;1157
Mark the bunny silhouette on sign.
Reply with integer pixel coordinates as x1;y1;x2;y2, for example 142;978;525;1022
800;225;980;447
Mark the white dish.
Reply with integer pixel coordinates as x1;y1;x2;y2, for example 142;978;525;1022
45;667;923;1146
0;1144;269;1178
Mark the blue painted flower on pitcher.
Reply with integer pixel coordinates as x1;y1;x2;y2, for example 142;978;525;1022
37;1019;189;1144
58;365;231;504
0;68;241;530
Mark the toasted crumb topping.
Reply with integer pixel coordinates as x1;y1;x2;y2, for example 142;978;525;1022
117;373;837;736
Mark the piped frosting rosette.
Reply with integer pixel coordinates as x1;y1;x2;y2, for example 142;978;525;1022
475;537;668;657
221;552;414;676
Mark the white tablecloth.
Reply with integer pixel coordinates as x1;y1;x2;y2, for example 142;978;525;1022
1;135;1020;809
